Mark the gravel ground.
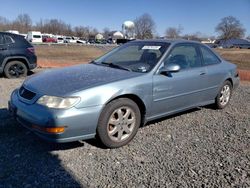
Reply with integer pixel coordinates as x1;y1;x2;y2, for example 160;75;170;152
0;70;249;187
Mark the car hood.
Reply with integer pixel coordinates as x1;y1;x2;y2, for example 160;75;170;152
23;64;141;96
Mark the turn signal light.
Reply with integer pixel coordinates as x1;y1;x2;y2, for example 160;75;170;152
32;125;65;133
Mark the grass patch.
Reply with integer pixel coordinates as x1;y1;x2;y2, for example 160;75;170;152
35;45;112;63
215;49;250;70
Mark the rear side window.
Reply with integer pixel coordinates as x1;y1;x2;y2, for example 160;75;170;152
165;44;201;69
0;35;4;45
200;46;221;65
4;35;14;44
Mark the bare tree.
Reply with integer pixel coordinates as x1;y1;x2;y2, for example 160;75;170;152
36;19;71;35
182;32;202;41
215;16;245;40
247;35;250;40
0;16;9;31
12;14;32;33
165;26;183;39
102;27;111;39
74;26;85;38
134;13;155;39
80;26;92;39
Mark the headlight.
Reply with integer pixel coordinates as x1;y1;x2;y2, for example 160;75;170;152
37;95;80;109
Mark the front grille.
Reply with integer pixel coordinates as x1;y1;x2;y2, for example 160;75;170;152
19;86;36;100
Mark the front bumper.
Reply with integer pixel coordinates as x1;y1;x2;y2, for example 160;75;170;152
233;74;240;90
9;89;103;143
27;55;37;70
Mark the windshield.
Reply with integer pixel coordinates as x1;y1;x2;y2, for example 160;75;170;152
93;41;170;73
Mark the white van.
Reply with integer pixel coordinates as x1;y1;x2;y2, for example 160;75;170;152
27;31;42;43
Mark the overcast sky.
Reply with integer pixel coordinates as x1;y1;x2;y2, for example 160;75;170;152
1;0;249;37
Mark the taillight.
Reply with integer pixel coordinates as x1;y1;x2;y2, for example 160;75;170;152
27;47;35;54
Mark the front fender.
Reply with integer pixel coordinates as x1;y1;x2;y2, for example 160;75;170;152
74;75;152;112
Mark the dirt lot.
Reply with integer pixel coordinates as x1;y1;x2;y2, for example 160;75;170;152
36;45;115;67
35;45;250;70
0;70;249;187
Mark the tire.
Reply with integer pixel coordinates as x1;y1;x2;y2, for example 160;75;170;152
215;80;232;109
97;98;141;148
4;61;28;79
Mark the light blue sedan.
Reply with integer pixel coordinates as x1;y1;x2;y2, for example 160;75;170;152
9;40;239;148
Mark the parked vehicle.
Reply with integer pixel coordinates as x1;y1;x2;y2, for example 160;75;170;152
42;35;57;43
87;38;95;44
27;31;42;43
0;32;37;78
76;38;87;44
56;36;64;44
64;36;77;43
9;40;239;148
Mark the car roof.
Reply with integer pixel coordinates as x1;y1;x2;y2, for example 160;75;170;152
0;31;22;38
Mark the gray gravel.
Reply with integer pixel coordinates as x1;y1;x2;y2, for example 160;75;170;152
0;70;249;187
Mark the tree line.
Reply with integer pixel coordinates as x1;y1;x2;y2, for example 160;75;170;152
0;13;248;40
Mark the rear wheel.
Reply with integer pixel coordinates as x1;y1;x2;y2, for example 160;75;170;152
215;81;232;109
4;61;27;79
97;98;141;148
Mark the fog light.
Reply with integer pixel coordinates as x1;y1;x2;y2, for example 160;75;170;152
32;125;65;133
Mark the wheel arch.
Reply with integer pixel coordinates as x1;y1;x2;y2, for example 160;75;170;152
105;94;147;125
3;56;29;69
225;77;233;88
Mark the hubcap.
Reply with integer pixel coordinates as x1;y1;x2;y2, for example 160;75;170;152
107;106;136;142
219;85;230;106
8;64;25;77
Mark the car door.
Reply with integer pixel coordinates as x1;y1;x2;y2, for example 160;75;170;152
0;34;9;67
199;45;226;101
151;43;207;118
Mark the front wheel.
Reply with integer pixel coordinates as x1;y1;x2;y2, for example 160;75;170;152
97;98;141;148
215;80;232;109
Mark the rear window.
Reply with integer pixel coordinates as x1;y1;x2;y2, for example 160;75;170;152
200;46;221;65
33;35;41;38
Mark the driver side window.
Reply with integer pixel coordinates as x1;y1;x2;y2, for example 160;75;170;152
164;44;201;70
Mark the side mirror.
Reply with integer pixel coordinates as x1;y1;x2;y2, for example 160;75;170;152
159;63;180;74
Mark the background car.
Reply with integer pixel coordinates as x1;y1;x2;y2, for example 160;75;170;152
64;36;77;43
76;38;87;44
9;40;239;148
0;32;37;78
56;36;64;44
42;35;57;43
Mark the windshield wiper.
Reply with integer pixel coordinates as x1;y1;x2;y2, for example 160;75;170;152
101;62;132;72
90;61;98;65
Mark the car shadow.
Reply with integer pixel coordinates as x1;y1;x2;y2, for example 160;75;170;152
143;107;201;127
0;108;85;187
